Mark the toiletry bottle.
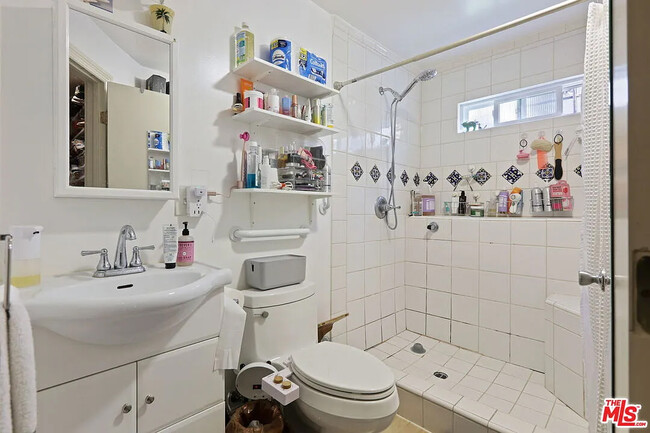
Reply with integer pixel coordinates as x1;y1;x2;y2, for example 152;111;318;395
410;190;417;216
323;157;331;192
9;225;43;288
281;96;291;116
268;88;280;113
177;222;194;266
458;190;467;215
163;224;178;269
320;104;328;126
497;190;509;215
235;22;254;67
260;155;274;189
246;142;260;188
451;193;459;215
291;95;299;118
312;99;321;124
303;98;312;121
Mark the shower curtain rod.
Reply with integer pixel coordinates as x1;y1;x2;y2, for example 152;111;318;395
333;0;590;90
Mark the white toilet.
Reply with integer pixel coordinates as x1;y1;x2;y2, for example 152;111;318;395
237;281;399;433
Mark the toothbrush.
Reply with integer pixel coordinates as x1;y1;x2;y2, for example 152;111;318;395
238;131;250;189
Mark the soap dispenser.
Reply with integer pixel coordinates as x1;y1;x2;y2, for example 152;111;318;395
177;222;194;266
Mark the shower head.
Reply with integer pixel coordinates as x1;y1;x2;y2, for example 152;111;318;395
379;69;438;102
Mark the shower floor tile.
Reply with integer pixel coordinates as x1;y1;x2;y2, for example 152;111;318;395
368;331;589;433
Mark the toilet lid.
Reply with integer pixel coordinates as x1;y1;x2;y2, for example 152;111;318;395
290;342;394;396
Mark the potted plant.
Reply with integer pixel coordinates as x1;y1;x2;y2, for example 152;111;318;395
149;0;174;34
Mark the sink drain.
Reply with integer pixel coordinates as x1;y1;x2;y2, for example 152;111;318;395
410;343;426;354
433;371;448;379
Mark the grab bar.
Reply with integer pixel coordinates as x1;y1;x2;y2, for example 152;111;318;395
1;234;13;315
229;227;309;242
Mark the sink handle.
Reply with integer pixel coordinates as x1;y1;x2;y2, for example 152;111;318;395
130;245;155;268
81;248;111;271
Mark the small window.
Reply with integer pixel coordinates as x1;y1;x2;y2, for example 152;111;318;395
458;75;583;132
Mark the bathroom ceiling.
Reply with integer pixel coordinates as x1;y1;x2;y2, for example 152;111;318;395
313;0;588;59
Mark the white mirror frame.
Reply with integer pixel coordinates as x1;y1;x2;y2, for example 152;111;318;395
54;0;179;200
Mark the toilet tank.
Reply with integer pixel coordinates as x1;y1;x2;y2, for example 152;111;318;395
239;282;318;366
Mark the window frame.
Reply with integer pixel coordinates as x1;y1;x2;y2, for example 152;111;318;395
457;75;584;132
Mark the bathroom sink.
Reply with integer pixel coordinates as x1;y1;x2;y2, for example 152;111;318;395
23;263;232;345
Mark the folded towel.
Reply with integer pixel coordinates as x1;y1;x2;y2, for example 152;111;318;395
8;288;37;433
214;296;247;370
0;287;12;433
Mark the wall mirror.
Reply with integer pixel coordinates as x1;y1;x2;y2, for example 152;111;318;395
55;1;177;199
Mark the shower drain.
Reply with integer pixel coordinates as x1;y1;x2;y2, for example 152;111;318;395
433;371;448;379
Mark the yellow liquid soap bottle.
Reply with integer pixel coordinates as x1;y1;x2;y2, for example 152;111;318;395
9;225;43;288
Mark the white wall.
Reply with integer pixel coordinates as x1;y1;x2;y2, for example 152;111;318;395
329;17;423;350
0;0;333;320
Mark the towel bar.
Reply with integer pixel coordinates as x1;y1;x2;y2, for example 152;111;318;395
229;227;309;242
1;234;12;314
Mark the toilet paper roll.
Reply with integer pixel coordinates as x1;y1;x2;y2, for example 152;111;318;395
213;296;247;370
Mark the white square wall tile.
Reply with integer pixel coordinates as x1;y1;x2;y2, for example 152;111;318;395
405;286;427;313
381;315;397;340
452;218;480;242
480;243;511;274
406;310;426;334
427;315;451;342
554;362;585;417
452;267;479;297
479;300;510;333
511;245;547;278
347;299;365;330
427;289;452;318
553;325;583;375
492;52;521;84
511;275;547;309
511;335;545;371
466;61;492;91
547;220;581;248
347;327;366;350
546;247;580;282
511;305;545;341
428;240;452;266
347;271;365;301
404;262;427;288
479;328;510;362
452;241;480;269
365;294;382;324
427;265;452;292
381;290;396;317
451;321;479;351
479;271;510;303
511;220;547;246
480;220;510;244
405;238;427;263
346;243;365;272
396;310;407;333
452;295;479;325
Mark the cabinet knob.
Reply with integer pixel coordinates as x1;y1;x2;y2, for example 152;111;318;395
145;395;155;404
122;404;132;414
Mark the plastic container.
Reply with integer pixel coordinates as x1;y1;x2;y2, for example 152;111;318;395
246;142;260;188
9;225;43;288
235;22;254;67
422;195;435;216
244;254;306;290
243;90;263;110
267;89;280;113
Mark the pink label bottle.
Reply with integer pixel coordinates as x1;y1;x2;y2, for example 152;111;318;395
176;222;194;266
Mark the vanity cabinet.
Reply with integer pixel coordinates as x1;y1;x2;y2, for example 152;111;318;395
37;337;225;433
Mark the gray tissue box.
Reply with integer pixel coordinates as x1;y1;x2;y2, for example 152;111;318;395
245;254;306;290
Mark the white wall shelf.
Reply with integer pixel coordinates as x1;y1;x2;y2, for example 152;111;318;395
233;108;341;136
147;148;170;153
232;188;332;197
232;58;339;99
148;169;170;173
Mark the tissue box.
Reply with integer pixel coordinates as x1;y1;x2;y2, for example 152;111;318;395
245;254;306;290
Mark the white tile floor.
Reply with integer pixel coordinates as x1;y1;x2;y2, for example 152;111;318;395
367;331;589;433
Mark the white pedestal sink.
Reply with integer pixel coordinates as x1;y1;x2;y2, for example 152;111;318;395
23;263;232;345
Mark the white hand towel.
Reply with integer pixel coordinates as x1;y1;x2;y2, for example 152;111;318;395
0;288;13;433
8;288;37;433
213;296;247;370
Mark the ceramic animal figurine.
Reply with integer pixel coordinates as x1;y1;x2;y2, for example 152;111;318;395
462;120;483;132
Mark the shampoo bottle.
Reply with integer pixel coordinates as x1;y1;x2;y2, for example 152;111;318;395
458;191;467;215
451;193;459;215
260;155;274;189
177;222;194;266
235;22;254;67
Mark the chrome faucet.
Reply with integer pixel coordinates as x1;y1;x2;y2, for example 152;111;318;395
81;225;154;278
114;225;137;269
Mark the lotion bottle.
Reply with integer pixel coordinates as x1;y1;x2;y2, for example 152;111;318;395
177;222;194;266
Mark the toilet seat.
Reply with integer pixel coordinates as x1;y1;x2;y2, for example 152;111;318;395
290;342;395;401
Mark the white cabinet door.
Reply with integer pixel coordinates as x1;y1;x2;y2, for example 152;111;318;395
137;337;224;433
157;402;225;433
37;364;136;433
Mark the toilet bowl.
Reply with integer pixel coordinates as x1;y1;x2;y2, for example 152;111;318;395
237;282;399;433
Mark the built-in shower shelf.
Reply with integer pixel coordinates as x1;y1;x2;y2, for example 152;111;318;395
232;57;339;99
232;108;341;136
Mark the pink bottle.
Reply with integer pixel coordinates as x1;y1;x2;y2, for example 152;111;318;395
176;222;194;266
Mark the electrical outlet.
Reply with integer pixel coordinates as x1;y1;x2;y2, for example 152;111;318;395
185;185;207;217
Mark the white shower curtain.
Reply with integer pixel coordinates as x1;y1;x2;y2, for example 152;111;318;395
580;1;611;432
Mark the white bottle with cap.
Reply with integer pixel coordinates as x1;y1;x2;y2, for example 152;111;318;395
9;225;43;288
260;155;276;189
